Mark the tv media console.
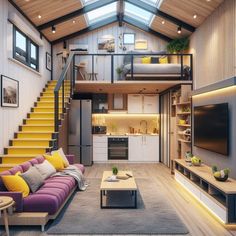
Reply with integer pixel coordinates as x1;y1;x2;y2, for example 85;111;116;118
175;159;236;224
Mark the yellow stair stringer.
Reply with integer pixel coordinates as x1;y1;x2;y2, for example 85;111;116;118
0;80;71;172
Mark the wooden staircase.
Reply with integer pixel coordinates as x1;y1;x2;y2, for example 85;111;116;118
0;80;71;171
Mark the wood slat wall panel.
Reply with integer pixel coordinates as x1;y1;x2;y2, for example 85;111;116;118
42;15;87;41
13;0;83;26
160;0;224;28
189;0;235;89
151;16;191;39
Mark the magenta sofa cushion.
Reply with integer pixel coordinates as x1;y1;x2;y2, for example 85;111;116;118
20;161;32;172
9;165;23;175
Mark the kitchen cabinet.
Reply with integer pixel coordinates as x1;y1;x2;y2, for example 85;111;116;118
129;135;159;162
93;135;107;162
128;94;159;114
143;95;159;114
127;94;143;113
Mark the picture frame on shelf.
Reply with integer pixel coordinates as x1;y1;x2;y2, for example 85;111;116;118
1;75;19;108
46;52;52;71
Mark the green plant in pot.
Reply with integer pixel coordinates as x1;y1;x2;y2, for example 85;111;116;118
116;67;123;80
112;166;118;175
212;165;230;182
167;37;189;53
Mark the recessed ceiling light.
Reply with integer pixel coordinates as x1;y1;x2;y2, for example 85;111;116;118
38;15;42;19
161;20;165;25
206;0;211;2
193;14;197;19
73;20;76;24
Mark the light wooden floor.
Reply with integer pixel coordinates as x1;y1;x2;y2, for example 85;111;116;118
4;163;236;236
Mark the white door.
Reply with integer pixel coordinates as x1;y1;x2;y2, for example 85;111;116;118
143;95;159;114
142;136;159;162
128;95;143;113
128;136;143;161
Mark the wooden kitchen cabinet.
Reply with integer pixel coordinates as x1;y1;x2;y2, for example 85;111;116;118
143;95;159;114
129;135;159;162
127;94;143;113
128;94;159;114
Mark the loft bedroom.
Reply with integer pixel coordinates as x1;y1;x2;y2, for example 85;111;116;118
9;0;223;94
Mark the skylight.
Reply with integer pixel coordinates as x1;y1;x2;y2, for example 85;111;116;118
86;2;117;24
124;2;153;25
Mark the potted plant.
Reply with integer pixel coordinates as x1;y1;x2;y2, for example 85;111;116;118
116;67;123;80
112;166;118;175
166;37;189;53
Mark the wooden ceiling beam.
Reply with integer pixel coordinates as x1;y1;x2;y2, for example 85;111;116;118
123;16;172;42
52;15;119;45
125;0;195;32
37;0;118;31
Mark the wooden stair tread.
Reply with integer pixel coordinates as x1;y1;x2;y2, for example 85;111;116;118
25;118;54;120
22;124;54;127
1;154;41;158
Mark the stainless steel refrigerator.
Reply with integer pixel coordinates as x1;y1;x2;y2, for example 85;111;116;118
68;99;93;166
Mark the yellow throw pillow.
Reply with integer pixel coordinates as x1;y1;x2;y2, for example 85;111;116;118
44;153;65;171
51;149;69;168
1;171;30;198
159;56;168;64
141;57;151;64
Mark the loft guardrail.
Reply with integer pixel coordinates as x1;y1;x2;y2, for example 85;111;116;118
73;52;193;82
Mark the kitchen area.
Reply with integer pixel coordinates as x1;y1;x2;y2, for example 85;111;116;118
68;93;160;165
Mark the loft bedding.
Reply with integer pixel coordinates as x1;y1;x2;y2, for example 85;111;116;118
120;50;191;80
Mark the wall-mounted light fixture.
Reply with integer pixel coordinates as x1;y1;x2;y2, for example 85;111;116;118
52;25;56;34
177;26;182;34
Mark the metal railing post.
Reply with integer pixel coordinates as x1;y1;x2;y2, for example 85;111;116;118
54;90;59;150
131;55;134;80
62;80;64;114
180;54;183;80
111;55;114;83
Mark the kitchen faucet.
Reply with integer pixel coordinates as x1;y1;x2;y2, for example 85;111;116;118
140;120;148;134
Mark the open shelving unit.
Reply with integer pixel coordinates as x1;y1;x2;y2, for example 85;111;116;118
175;159;236;224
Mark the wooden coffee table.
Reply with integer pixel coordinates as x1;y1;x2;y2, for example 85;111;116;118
100;171;137;209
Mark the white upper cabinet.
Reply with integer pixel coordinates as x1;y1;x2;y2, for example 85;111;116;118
128;94;159;114
143;95;159;114
127;94;143;113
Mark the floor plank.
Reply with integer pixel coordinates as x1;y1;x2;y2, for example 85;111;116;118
3;163;236;236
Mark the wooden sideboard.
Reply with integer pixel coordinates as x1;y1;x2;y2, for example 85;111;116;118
174;159;236;224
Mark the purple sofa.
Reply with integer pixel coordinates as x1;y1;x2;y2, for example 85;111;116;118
0;155;85;216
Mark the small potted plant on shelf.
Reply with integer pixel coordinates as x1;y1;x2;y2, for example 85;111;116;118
112;166;118;176
212;166;230;182
116;67;123;80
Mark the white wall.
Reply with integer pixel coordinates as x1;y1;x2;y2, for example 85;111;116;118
0;0;51;154
53;23;167;81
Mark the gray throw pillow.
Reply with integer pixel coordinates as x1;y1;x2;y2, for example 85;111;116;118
34;160;56;180
20;166;44;193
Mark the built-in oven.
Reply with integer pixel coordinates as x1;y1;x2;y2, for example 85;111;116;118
108;137;128;160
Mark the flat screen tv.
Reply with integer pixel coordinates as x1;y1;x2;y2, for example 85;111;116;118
194;103;229;155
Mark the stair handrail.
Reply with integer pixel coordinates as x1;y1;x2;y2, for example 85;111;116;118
54;51;75;148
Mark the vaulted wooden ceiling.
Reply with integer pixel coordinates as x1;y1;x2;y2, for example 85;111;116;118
10;0;224;44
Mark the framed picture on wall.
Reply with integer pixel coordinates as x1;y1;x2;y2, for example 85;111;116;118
1;75;19;108
98;36;115;52
46;52;52;71
123;33;135;45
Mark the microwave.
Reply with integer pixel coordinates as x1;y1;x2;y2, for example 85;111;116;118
92;126;107;134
